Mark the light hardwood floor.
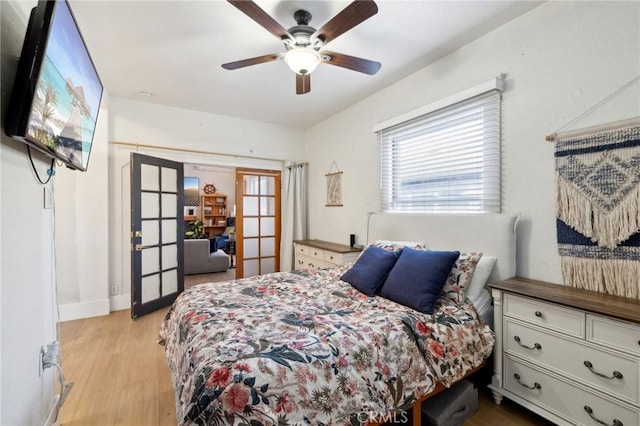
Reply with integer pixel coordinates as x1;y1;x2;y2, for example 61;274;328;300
184;268;236;289
59;305;553;426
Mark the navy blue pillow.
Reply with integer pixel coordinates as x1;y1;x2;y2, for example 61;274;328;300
340;245;400;296
209;238;217;253
380;248;460;313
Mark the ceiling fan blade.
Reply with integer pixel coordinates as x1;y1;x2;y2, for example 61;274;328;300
296;74;311;95
222;54;280;70
312;0;378;45
321;51;381;75
228;0;294;42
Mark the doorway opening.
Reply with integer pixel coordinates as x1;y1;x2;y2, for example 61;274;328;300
182;163;237;289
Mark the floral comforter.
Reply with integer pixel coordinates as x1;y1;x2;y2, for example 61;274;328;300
159;265;494;426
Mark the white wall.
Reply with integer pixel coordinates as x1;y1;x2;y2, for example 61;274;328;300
1;1;57;422
183;164;236;220
55;100;110;321
304;1;640;284
107;98;305;310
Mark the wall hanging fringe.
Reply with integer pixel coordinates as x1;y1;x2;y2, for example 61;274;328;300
555;124;640;298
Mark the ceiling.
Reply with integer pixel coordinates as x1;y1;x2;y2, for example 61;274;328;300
66;0;543;129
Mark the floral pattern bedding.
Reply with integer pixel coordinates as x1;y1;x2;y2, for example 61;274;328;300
159;265;494;426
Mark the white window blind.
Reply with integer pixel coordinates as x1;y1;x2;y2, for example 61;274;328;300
378;90;501;213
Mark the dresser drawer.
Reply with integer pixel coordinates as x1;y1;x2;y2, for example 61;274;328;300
294;253;309;270
295;254;333;270
504;294;585;338
505;356;639;426
307;246;325;260
505;320;639;404
587;314;640;357
323;250;340;263
294;244;309;256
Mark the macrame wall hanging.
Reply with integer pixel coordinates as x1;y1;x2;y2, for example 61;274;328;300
548;76;640;298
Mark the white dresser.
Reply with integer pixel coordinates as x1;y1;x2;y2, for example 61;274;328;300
293;239;361;270
489;277;640;426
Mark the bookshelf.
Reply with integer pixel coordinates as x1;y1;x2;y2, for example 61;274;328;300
201;193;227;238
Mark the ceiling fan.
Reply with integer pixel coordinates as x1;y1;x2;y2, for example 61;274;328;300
222;0;381;95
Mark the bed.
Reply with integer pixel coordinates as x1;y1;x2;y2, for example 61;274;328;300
160;213;518;425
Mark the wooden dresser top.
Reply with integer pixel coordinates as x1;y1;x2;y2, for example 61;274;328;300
294;239;362;254
490;276;640;324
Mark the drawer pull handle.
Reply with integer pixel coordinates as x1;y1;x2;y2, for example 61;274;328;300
583;406;623;426
308;263;315;268
583;361;623;380
513;373;541;390
514;336;542;350
534;311;543;317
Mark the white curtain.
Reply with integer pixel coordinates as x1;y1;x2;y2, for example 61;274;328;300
280;162;308;271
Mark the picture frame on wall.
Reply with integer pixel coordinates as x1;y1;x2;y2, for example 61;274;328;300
326;171;343;206
184;177;199;206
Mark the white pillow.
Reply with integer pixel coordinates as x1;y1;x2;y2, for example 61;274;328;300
355;240;424;261
465;256;497;303
373;240;424;250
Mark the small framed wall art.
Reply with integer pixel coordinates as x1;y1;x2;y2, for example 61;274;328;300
326;161;343;207
184;177;200;206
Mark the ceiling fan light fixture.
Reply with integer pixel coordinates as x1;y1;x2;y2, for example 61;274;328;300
284;47;321;75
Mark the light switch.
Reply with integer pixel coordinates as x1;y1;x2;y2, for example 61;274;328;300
44;187;53;209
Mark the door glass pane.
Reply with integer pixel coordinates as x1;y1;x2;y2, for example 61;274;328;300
260;176;275;195
261;258;275;275
163;244;177;269
244;196;258;216
163;270;178;295
260;217;275;236
162;194;177;218
244;217;259;237
260;197;275;215
141;164;159;191
142;247;159;275
261;237;275;257
243;175;259;195
141;193;159;219
162;219;177;244
141;220;159;245
161;167;177;192
244;259;259;278
141;274;160;303
244;238;259;258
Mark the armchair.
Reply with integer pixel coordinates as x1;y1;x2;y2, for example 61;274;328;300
213;226;235;254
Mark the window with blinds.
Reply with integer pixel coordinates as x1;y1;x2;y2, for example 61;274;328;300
378;91;501;213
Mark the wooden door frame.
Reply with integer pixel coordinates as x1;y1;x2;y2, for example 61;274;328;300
235;168;282;278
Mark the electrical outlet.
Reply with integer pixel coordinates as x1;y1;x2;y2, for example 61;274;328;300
41;341;60;372
110;286;118;296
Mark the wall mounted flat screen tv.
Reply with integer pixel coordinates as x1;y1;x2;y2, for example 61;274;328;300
5;0;103;172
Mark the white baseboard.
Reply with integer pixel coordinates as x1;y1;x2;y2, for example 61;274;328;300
58;299;110;322
110;293;130;312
